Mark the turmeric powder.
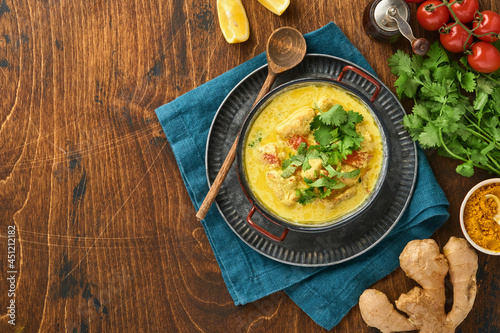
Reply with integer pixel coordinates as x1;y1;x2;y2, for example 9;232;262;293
463;183;500;252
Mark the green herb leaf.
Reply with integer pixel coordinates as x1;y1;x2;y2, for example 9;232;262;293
313;124;334;146
418;123;441;148
318;188;332;199
280;142;308;178
307;177;345;190
346;110;364;124
388;50;413;76
459;72;477;92
281;102;367;204
423;42;449;71
297;188;317;205
394;73;420;99
281;164;297;178
388;42;500;177
456;161;474;177
324;165;360;179
319;104;347;126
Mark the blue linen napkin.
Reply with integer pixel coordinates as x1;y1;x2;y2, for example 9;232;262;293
155;22;449;330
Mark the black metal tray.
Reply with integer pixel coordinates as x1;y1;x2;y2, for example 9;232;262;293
205;54;417;267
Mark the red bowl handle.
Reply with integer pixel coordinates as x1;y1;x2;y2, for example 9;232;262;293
336;65;381;103
246;206;289;242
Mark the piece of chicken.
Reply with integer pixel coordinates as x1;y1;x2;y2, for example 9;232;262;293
344;150;372;169
266;170;300;206
257;143;280;167
301;158;325;181
317;97;336;111
275;107;316;139
321;187;357;209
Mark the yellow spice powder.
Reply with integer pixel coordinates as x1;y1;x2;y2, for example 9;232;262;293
463;183;500;252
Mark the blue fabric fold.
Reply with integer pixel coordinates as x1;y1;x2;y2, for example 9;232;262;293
155;22;449;330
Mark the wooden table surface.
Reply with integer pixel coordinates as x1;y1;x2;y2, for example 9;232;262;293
1;0;499;332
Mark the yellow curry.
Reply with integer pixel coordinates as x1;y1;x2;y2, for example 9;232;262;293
243;83;384;226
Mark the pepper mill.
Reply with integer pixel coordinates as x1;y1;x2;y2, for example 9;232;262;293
363;0;430;55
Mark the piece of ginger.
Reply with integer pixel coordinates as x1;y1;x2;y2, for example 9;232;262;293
359;237;478;333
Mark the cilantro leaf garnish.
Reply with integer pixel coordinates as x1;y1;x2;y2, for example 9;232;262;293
280;142;308;178
307;177;346;190
347;110;364;124
319;104;348;126
280;103;364;205
313;123;335;146
297;188;317;205
324;165;360;179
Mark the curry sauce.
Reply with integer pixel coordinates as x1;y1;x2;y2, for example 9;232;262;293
243;84;384;226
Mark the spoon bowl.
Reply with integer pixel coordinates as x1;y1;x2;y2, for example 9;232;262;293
267;27;307;73
251;27;307;109
196;27;307;221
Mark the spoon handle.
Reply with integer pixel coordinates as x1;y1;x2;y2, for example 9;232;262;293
196;137;239;221
195;71;277;221
253;71;277;106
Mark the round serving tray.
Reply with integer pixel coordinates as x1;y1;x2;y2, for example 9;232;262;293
205;54;417;267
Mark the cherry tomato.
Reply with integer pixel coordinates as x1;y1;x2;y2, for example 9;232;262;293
439;23;472;53
450;0;479;24
472;10;500;42
417;0;450;31
467;42;500;73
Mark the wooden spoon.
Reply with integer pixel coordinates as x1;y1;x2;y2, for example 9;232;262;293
196;27;307;221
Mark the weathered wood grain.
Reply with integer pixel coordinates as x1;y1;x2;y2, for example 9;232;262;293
0;0;498;332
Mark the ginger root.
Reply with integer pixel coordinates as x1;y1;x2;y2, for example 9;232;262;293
359;237;478;333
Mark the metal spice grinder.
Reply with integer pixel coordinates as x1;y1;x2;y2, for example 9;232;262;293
363;0;430;55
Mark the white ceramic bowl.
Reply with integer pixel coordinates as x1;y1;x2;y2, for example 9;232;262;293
460;178;500;256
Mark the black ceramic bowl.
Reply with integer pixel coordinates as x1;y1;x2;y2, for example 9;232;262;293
235;74;391;242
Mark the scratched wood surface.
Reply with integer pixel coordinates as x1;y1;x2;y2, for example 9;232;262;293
0;0;499;332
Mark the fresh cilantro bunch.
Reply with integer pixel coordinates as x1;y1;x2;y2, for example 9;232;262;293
280;104;364;204
388;42;500;177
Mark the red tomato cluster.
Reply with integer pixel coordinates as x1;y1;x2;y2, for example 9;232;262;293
409;0;500;73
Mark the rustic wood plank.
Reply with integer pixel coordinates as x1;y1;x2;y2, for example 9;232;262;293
0;0;498;332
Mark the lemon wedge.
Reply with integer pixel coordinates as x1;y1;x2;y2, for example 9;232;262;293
257;0;290;16
217;0;250;43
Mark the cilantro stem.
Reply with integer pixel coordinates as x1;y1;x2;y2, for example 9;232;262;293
460;116;500;173
480;73;500;86
438;128;467;163
389;42;500;177
487;155;500;174
438;127;500;175
465;123;500;150
484;162;500;175
485;164;500;175
464;114;500;151
479;164;500;175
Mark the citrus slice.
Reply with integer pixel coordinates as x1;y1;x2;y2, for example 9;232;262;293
217;0;250;43
257;0;290;16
